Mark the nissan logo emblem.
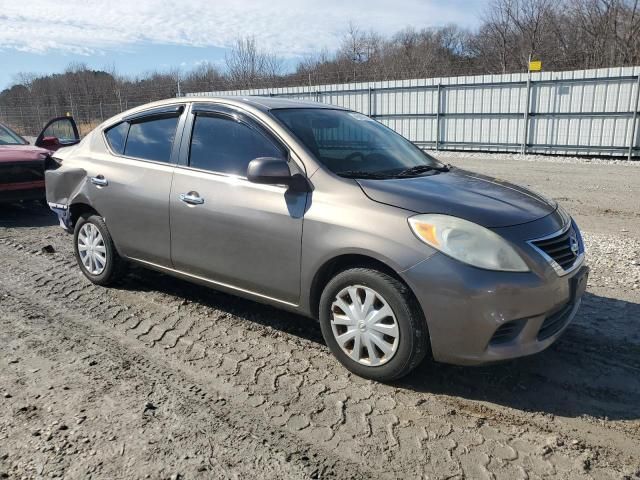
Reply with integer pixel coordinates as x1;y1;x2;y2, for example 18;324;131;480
570;234;579;255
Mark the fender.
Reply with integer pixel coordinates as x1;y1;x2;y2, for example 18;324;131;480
45;167;89;231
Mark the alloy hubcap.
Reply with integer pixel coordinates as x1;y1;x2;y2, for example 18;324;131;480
330;285;399;367
78;223;107;275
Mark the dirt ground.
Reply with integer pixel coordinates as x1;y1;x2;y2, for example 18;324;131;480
1;154;639;479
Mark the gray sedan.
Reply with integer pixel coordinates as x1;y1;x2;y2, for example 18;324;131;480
45;97;588;381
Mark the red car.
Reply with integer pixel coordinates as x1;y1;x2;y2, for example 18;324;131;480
0;117;79;203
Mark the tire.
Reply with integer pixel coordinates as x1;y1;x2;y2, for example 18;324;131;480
73;213;125;286
319;267;429;382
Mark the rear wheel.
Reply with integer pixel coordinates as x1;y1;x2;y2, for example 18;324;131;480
74;214;125;286
319;267;429;381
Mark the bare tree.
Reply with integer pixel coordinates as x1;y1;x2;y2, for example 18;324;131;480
183;62;226;92
477;0;518;72
225;37;283;88
507;0;555;65
12;72;38;92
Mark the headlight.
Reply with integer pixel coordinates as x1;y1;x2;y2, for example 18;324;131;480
408;214;529;272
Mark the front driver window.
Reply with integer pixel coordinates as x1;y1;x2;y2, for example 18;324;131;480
189;115;285;176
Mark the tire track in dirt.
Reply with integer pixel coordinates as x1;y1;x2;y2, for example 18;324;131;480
1;233;638;478
0;282;368;480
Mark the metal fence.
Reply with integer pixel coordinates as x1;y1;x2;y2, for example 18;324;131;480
189;66;640;159
0;99;149;138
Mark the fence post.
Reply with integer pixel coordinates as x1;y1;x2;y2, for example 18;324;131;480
521;70;532;155
19;105;25;133
99;102;104;121
367;86;372;117
435;83;442;151
628;74;640;161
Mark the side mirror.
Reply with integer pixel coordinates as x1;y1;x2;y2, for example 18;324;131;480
39;136;61;150
247;157;293;186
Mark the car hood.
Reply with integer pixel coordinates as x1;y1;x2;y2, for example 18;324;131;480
357;167;557;228
0;145;50;163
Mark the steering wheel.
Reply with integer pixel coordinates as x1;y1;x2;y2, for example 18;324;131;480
344;151;390;170
344;152;365;163
363;152;388;166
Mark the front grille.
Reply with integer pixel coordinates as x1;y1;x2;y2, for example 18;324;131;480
537;302;574;340
0;161;44;184
489;319;525;345
531;226;579;271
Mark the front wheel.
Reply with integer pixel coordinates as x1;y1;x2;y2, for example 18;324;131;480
319;267;429;382
73;213;125;286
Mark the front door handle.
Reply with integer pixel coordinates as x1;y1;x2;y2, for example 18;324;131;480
179;192;205;205
90;175;108;187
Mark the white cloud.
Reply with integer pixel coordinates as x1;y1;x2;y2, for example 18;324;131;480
0;0;484;58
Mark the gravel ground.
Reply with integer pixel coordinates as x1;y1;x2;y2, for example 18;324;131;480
1;153;639;479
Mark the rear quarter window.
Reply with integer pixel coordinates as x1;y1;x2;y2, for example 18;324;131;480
104;122;129;154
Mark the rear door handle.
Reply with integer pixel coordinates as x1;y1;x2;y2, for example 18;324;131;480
179;192;205;205
90;175;108;187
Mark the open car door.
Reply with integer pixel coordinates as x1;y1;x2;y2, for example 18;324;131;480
35;116;80;151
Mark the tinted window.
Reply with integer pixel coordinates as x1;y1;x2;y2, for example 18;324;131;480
104;122;129;154
271;109;443;176
189;115;284;176
124;117;179;163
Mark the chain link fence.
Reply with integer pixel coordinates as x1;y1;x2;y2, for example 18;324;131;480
0;100;150;138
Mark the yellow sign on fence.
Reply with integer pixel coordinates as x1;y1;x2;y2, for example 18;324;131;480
529;60;542;71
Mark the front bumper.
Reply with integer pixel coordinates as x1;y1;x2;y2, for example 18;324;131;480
402;236;588;366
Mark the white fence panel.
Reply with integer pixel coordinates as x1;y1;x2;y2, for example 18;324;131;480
189;66;640;158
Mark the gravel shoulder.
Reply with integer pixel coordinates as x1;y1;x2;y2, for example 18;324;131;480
1;154;640;479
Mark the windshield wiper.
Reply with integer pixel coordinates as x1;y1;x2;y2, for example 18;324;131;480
396;164;449;177
338;164;449;180
337;170;395;179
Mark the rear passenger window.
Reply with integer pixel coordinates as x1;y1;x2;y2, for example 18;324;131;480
189;115;285;176
124;117;179;163
104;122;129;154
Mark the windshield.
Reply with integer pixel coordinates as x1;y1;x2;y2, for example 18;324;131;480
0;123;27;146
270;108;445;178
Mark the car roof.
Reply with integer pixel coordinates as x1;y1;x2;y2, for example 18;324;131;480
219;96;345;111
101;96;349;131
134;96;346;113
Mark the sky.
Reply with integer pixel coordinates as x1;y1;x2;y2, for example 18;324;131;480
0;0;488;90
